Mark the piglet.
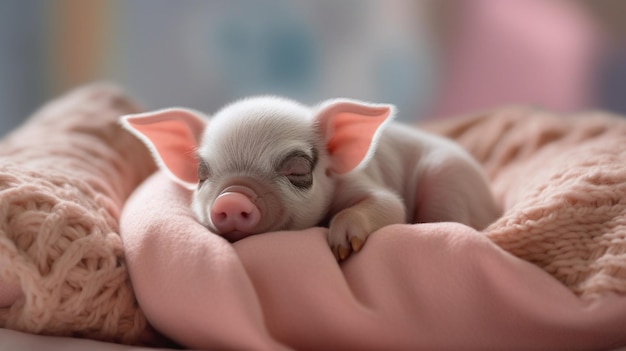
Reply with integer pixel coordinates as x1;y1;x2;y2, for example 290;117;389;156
121;96;500;260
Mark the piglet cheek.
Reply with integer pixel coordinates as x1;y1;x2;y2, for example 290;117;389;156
251;190;287;233
256;192;285;228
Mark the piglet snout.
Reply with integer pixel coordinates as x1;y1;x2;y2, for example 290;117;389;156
210;188;261;238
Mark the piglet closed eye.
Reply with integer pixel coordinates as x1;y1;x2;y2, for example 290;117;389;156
121;96;500;261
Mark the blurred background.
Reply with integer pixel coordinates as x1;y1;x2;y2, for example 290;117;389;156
1;0;626;137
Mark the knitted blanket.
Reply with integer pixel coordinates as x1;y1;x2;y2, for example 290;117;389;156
424;107;626;299
0;84;157;344
0;85;625;349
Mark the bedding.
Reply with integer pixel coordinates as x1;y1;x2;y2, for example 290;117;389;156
0;328;158;351
1;84;626;350
424;107;626;298
0;84;158;345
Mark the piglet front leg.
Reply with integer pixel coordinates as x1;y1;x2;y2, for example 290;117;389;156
328;181;406;261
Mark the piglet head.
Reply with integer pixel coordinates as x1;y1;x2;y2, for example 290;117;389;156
121;96;394;241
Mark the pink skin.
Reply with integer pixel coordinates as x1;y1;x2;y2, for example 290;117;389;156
210;186;261;242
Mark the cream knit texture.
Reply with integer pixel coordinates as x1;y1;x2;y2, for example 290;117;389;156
426;107;626;299
0;84;157;344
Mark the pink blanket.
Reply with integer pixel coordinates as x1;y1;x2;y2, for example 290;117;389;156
2;85;626;350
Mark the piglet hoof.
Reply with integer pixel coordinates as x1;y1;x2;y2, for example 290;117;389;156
328;210;371;261
350;237;364;252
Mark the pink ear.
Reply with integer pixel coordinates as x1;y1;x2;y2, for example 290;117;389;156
120;108;206;189
316;100;395;174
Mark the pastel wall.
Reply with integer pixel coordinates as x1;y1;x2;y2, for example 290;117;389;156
1;0;625;137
